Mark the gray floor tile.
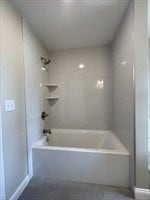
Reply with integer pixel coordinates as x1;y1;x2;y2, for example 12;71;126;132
19;177;135;200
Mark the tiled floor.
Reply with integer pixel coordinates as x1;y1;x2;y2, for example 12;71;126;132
19;177;134;200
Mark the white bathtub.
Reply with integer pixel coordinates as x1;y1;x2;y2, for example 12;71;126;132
32;129;129;187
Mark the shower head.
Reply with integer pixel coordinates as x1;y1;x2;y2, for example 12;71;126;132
41;57;51;65
41;57;51;71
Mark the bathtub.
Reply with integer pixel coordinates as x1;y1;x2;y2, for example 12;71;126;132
32;129;129;187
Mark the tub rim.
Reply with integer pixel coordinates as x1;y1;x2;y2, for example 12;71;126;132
32;129;130;156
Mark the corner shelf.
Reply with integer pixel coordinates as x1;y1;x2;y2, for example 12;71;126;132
43;84;58;88
46;97;59;100
42;83;59;104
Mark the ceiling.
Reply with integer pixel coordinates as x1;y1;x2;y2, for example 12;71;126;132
11;0;129;51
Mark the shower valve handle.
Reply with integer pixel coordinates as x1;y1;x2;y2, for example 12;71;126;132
41;111;49;120
43;129;52;135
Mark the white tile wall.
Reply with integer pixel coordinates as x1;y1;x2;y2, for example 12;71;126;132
148;117;150;168
112;1;134;189
48;47;112;130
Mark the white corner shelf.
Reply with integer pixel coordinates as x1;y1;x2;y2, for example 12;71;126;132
43;84;58;88
42;83;59;103
46;97;59;100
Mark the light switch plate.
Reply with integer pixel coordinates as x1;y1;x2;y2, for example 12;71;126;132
5;100;15;111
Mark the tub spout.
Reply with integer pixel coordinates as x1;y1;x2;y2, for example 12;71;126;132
43;129;52;142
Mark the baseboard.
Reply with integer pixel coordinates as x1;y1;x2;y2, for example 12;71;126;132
9;175;31;200
134;187;150;200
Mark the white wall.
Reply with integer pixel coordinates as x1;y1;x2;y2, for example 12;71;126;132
0;99;5;200
112;1;134;189
0;7;5;195
22;20;50;175
134;0;149;189
48;47;112;130
0;1;28;199
148;39;150;170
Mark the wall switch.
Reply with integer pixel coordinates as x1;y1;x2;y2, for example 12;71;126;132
5;100;15;112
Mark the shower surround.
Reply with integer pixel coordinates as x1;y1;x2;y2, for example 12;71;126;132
31;46;130;188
